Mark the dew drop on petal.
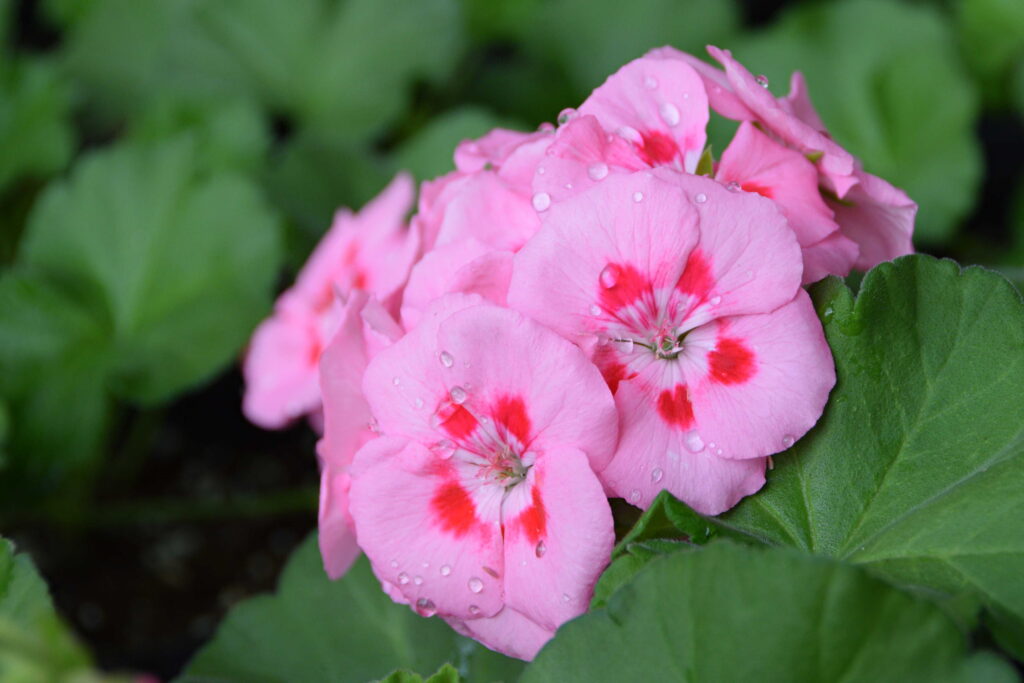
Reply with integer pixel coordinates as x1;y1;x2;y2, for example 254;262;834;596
684;432;705;453
390;559;399;569
695;193;707;204
651;468;664;483
616;126;642;143
628;489;641;504
632;191;644;202
414;397;424;409
535;541;547;558
537;165;546;175
392;376;401;386
415;598;437;617
449;386;467;405
532;192;551;212
708;442;716;450
433;439;456;460
468;577;484;593
557;108;576;125
599;264;619;288
782;434;795;449
440;564;452;576
659;102;681;127
644;76;658;90
439;350;454;368
755;74;770;88
618;338;635;353
588;162;609;181
469;605;480;615
589;304;602;316
715;447;724;456
398;572;410;585
709;295;722;306
726;180;740;192
414;575;423;585
562;593;571;602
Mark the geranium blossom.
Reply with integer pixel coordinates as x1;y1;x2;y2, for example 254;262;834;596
655;45;916;270
509;171;835;514
348;296;617;659
242;173;417;429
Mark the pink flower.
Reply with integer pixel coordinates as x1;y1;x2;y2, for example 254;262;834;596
317;290;404;579
509;171;835;514
348;295;617;659
653;45;916;271
242;173;418;429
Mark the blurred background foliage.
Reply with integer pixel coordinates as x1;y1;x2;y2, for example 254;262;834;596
0;0;1021;676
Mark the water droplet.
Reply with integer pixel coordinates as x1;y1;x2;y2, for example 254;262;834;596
537;165;546;175
390;559;399;569
755;74;769;88
562;593;571;602
715;448;724;456
684;432;705;453
398;572;410;585
433;439;456;460
440;564;452;576
628;489;641;503
532;192;551;212
616;125;642;143
557;108;576;125
468;577;484;593
781;434;795;449
589;304;602;316
709;295;722;306
644;76;658;90
599;264;619;288
414;575;423;585
535;541;547;558
469;604;480;615
726;181;740;192
823;306;834;319
564;183;573;190
588;162;609;181
632;191;644;202
651;468;664;483
414;397;424;409
415;598;437;617
392;376;401;386
618;338;635;353
659;102;680;127
422;561;430;568
695;193;707;204
449;386;467;405
439;350;454;368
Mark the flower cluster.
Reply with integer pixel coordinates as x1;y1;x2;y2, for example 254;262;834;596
243;46;915;659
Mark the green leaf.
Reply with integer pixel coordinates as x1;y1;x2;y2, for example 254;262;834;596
956;0;1024;105
733;0;981;245
694;146;714;177
0;538;93;679
378;663;462;683
19;136;282;404
0;59;74;193
525;543;1015;682
523;0;738;95
704;256;1024;647
128;98;270;175
182;534;525;683
393;107;524;182
192;0;463;137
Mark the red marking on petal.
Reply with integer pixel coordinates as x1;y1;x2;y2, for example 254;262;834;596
313;284;335;313
676;249;714;299
341;242;359;266
308;337;323;365
636;130;680;166
516;485;547;543
741;181;774;199
598;263;649;312
493;395;531;445
437;404;478;440
657;385;694;429
709;338;756;385
431;480;477;537
351;270;368;289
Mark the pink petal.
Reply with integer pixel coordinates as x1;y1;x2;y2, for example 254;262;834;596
578;56;710;173
801;231;859;284
782;71;828;133
401;240;513;330
647;45;753;121
242;305;329;429
688;290;835;461
318;465;360;580
598;373;768;514
502;448;614;631
455;128;546;173
717;121;839;248
828;169;916;270
445;605;555;661
434;172;540;252
349;436;506;620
